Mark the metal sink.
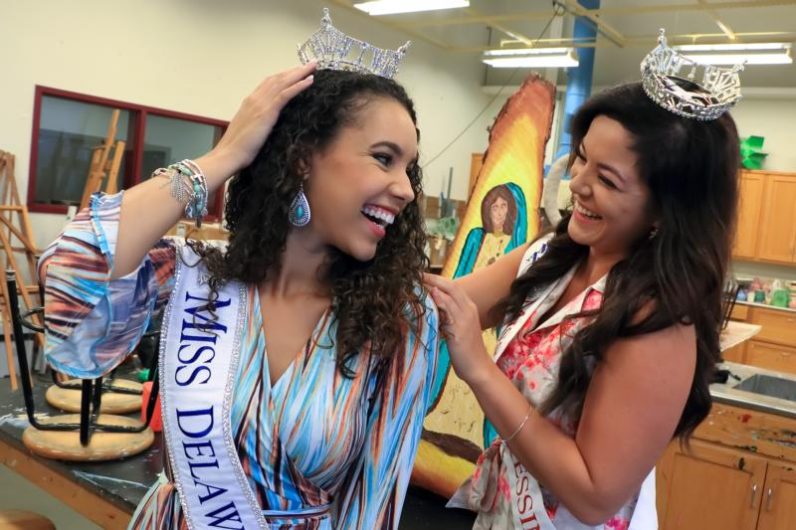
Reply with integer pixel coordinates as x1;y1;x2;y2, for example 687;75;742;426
734;374;796;402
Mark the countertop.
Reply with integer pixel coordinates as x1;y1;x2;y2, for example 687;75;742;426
735;300;796;314
711;361;796;420
712;321;796;419
719;320;762;351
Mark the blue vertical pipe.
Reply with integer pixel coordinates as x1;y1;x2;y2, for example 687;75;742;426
554;0;599;163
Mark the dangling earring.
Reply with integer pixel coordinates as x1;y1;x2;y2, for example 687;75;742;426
648;226;659;240
289;183;311;227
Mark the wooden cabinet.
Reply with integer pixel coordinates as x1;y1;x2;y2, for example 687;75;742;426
658;440;767;530
728;304;796;374
658;441;796;530
658;403;796;530
745;340;796;376
750;307;796;346
731;303;751;321
757;463;796;530
756;174;796;264
723;342;747;363
733;170;796;264
734;172;765;259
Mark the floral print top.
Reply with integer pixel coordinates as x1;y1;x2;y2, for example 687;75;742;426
451;235;656;529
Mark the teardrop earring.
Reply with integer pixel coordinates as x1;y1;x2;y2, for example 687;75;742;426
289;184;311;227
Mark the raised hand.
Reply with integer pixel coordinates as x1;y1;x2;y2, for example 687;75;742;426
212;62;317;173
424;273;492;385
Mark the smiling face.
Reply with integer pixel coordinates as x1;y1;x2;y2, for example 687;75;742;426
568;115;656;260
301;96;418;262
489;196;509;233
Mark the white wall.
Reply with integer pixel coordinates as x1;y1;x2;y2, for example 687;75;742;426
733;260;796;283
731;95;796;172
0;0;494;249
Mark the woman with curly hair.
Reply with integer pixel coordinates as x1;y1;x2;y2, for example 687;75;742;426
38;37;439;530
426;37;741;528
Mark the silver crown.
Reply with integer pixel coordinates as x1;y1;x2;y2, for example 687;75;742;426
641;29;743;121
297;8;410;79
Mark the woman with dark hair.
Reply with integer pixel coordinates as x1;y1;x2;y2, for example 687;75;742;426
38;12;438;530
426;34;741;529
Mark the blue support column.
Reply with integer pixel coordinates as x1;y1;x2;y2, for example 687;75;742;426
555;0;599;162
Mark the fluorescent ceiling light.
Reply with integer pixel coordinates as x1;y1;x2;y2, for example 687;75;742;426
482;48;579;68
484;47;575;56
680;54;791;65
674;43;792;65
354;0;469;16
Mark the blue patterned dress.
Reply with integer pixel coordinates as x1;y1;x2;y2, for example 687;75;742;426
39;192;439;529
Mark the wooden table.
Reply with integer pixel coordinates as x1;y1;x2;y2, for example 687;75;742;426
0;373;473;529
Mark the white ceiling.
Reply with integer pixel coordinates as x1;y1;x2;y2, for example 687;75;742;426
330;0;796;88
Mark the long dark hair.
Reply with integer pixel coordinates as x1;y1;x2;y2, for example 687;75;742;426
191;69;428;375
502;82;739;440
481;184;518;234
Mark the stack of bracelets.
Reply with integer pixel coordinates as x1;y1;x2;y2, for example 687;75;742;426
152;159;208;228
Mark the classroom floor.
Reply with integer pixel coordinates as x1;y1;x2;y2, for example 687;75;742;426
1;465;101;529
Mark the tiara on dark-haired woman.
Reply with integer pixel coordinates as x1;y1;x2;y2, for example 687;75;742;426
641;29;743;121
297;8;410;80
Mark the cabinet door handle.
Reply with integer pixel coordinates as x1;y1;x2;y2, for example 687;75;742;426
765;487;774;511
750;484;758;507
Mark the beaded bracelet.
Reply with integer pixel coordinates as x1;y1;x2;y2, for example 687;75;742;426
174;160;208;225
152;159;208;228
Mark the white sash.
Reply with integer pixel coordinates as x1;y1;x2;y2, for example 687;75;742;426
503;444;557;530
159;247;266;529
503;432;657;530
494;235;563;363
628;471;657;530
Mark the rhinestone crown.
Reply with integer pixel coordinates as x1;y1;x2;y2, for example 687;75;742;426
298;8;410;80
641;29;743;121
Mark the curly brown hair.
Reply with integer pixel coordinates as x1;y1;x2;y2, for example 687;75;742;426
191;70;429;376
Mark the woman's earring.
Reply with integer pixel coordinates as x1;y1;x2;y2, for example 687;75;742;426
289;184;311;227
648;226;659;240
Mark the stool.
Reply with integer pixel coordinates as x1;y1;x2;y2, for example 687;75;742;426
0;510;56;530
46;378;143;414
7;270;157;462
23;413;154;461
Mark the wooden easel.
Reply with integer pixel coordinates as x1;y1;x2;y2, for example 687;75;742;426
79;109;125;210
0;150;43;390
